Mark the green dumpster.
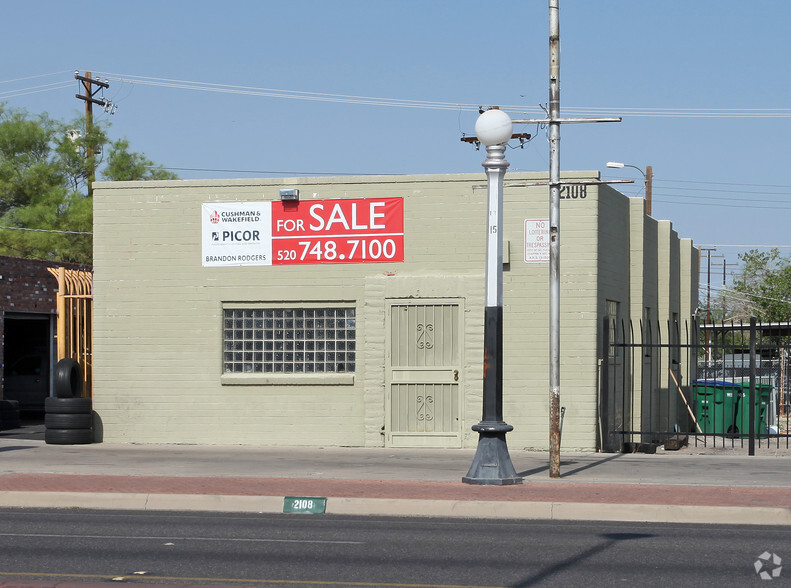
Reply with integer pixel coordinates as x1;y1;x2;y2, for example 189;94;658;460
734;382;772;436
692;380;739;435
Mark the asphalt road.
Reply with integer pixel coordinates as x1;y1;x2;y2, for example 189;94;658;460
0;508;788;587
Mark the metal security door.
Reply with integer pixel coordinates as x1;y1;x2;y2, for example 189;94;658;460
386;300;462;447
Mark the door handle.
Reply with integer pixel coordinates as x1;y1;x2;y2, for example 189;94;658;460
453;370;459;381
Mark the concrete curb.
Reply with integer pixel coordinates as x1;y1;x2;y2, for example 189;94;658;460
1;491;789;525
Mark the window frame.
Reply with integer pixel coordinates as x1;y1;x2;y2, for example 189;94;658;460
220;302;356;386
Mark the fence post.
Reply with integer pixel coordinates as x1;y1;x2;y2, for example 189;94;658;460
749;317;757;456
55;267;66;361
600;316;610;451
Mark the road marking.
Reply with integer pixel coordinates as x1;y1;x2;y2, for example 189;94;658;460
0;532;362;544
0;571;501;588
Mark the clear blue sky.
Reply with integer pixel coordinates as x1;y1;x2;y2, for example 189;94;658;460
2;1;790;291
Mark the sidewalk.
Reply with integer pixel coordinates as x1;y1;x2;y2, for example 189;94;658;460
1;434;790;525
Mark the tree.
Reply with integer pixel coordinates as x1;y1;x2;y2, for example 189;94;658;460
0;104;177;264
730;248;791;322
103;139;178;182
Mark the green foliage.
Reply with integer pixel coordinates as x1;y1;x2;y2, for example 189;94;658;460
731;248;791;322
104;139;178;182
0;103;177;264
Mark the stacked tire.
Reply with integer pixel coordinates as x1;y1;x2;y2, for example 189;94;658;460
45;358;92;445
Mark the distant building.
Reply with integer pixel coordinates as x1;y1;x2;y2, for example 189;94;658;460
0;256;88;411
92;172;698;450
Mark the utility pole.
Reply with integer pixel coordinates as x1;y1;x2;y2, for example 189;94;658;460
546;1;562;479
512;0;621;478
75;71;110;198
721;260;738;318
606;162;652;216
699;247;717;362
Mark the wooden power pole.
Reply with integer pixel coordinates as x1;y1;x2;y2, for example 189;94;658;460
75;71;110;197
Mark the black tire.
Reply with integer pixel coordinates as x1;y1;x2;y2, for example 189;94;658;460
54;358;83;398
45;396;92;414
45;412;93;429
44;428;93;445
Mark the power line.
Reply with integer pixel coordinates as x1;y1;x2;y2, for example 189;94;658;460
658;178;791;189
93;72;791;119
0;71;73;85
697;245;791;248
3;71;791;119
561;106;791;118
603;176;791;196
96;72;483;112
711;284;791;306
0;226;92;235
0;81;72;100
654;198;791;210
652;190;791;203
653;185;791;196
163;166;389;176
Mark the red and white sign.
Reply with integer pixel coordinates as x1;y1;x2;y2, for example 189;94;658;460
202;198;404;267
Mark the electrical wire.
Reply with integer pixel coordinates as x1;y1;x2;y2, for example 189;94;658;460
653;185;791;197
655;198;791;210
0;71;74;85
708;283;791;306
93;72;791;118
0;226;92;235
697;245;791;249
3;71;791;119
659;178;791;189
0;81;72;100
163;166;386;176
96;72;486;112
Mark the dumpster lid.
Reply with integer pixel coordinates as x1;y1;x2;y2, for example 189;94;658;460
691;380;739;387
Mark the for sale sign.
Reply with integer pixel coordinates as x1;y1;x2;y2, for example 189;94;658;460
202;198;404;267
272;197;404;265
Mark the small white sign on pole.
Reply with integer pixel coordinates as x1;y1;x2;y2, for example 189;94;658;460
524;219;550;263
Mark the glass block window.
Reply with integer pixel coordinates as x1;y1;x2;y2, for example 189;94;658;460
223;307;356;374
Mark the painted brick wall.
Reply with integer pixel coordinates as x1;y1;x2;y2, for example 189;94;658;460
92;173;697;450
0;256;88;397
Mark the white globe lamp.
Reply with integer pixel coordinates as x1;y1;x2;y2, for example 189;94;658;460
475;109;513;146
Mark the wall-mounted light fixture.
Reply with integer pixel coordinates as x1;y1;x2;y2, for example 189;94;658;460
279;189;300;201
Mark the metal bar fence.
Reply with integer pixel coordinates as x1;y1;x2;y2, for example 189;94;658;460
600;317;791;453
47;267;93;398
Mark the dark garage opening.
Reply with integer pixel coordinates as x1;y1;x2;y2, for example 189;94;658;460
3;314;53;420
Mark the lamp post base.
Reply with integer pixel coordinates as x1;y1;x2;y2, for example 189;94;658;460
462;424;523;485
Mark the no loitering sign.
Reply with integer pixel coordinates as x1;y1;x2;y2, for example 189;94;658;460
524;219;550;263
202;197;404;267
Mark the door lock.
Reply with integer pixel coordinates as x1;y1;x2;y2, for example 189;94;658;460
453;370;459;381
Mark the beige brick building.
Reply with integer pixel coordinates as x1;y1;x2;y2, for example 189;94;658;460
92;172;698;451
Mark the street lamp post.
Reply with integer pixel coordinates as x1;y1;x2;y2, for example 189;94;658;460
606;161;653;216
462;108;522;486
